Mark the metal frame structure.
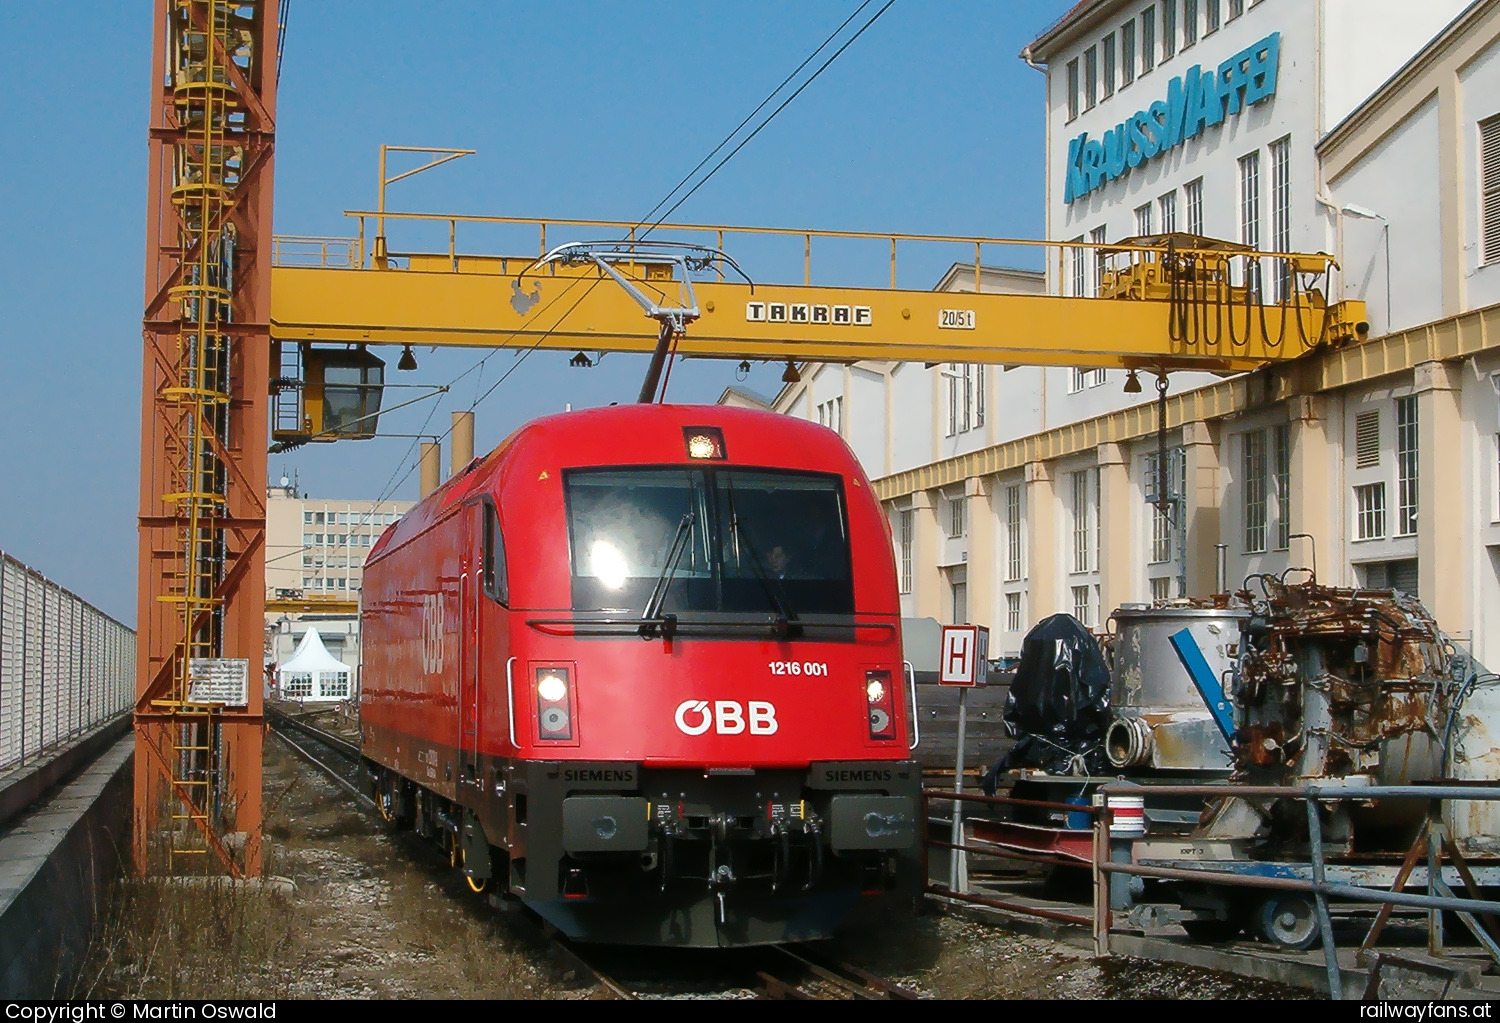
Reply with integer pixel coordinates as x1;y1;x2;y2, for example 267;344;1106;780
270;212;1366;371
136;0;275;876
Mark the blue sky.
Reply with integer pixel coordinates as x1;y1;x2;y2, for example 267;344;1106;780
0;1;1068;624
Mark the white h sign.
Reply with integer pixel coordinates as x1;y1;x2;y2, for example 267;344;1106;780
939;625;989;687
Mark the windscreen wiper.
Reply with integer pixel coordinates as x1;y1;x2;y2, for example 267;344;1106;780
724;485;796;636
640;513;694;638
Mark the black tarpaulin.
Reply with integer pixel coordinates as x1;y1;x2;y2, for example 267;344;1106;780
982;613;1110;792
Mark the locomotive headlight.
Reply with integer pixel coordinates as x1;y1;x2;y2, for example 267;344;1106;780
865;669;896;741
682;426;726;460
537;672;569;703
534;665;575;742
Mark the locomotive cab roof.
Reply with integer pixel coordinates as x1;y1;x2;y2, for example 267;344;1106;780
371;403;867;559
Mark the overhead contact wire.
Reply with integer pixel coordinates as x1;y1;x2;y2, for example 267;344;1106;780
639;0;899;237
628;1;875;235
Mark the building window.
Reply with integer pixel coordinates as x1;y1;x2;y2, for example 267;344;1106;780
945;364;983;435
1243;430;1267;553
1273;424;1291;551
1183;0;1198;46
313;511;324;525
1134;203;1153;237
1070;368;1087;394
1159;191;1178;233
1102;33;1116;98
1071;468;1099;573
1005;484;1023;582
1229;0;1244;18
946;493;967;539
1072;585;1094;627
1238;152;1261;295
1363;558;1418;595
898;510;913;594
1355;482;1387;540
1269;136;1292;299
1185;177;1204;235
1151;576;1173;603
950;568;968;625
1084;45;1098;109
1396;396;1418;536
1141;5;1157;72
1006;592;1023;633
1070;237;1086;297
1067;58;1080;121
1482;114;1500;264
1151;496;1173;565
1204;0;1220;35
1121;20;1136;85
302;511;312;524
1146;448;1185;565
1087;227;1107;295
817;396;842;433
1161;0;1177;60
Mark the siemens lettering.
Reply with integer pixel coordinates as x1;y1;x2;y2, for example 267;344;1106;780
1064;33;1280;204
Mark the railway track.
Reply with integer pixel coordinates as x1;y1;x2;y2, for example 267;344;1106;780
266;709;928;1000
754;945;923;999
265;705;370;809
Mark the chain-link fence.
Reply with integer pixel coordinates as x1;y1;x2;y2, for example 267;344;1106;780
0;550;134;773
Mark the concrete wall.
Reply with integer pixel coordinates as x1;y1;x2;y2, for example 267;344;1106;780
0;731;133;998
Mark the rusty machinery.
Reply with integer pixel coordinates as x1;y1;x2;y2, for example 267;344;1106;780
1203;576;1471;859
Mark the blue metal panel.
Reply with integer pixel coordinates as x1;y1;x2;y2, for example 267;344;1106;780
1168;627;1235;743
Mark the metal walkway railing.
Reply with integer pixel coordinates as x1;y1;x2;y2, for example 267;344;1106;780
925;781;1500;999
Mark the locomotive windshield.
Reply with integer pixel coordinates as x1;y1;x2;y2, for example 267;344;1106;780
565;467;854;619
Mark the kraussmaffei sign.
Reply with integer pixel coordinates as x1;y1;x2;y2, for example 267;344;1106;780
1064;32;1281;204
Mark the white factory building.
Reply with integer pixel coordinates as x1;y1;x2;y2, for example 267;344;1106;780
772;0;1500;666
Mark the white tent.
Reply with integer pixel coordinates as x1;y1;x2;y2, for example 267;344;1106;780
276;627;353;702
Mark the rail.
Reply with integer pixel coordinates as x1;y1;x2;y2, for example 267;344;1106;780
0;550;135;773
924;781;1500;999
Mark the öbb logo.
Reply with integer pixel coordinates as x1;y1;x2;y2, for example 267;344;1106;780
421;593;444;675
674;700;778;736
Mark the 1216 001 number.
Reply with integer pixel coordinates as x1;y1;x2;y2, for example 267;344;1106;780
769;661;828;676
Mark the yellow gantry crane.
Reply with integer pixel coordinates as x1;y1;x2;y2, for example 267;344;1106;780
267;210;1368;447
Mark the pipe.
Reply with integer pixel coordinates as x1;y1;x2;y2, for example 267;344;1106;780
419;441;441;497
1215;543;1228;595
450;411;474;476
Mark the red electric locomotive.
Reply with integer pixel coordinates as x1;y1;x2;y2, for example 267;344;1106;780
359;403;921;947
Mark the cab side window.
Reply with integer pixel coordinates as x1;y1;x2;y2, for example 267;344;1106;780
482;500;508;605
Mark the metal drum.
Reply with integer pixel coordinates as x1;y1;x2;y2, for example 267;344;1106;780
1106;605;1247;774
